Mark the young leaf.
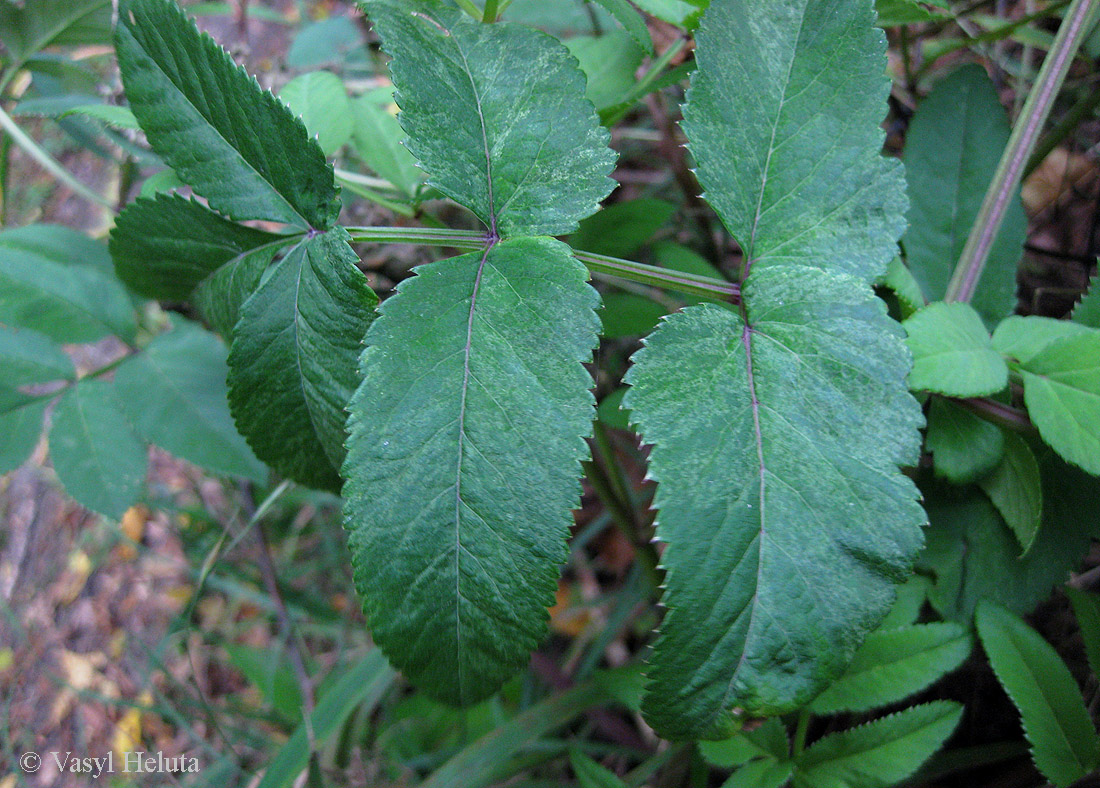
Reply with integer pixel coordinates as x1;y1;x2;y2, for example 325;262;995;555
227;228;376;491
363;0;616;237
49;379;147;519
794;701;963;788
625;0;923;738
114;320;266;482
878;574;931;629
279;71;353;156
115;0;339;229
1015;330;1100;475
976;601;1100;787
350;96;423;199
1072;272;1100;328
193;244;282;339
1066;589;1100;681
725;759;793;788
978;432;1042;552
589;0;654;53
0;324;74;386
0;390;50;475
809;623;971;715
700;717;791;767
110;192;287;300
567;31;647;114
925;397;1004;483
992;314;1092;364
904;302;1008;397
903;65;1027;326
343;237;600;705
879;257;925;318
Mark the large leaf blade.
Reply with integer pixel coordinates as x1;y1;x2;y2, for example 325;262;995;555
115;0;339;229
227;228;376;491
363;0;616;237
343;237;600;705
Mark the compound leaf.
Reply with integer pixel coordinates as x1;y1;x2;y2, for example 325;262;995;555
624;0;923;738
809;623;971;715
280;71;353;156
49;379;146;519
0;390;50;475
794;701;963;788
904;302;1007;397
343;237;599;705
0;324;74;386
116;0;339;229
977;601;1100;787
992;315;1092;365
193;244;282;338
110;192;287;300
115;319;266;482
363;0;616;237
228;228;376;491
903;65;1026;326
1072;273;1100;328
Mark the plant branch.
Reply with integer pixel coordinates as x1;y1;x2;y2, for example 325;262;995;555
0;103;112;208
482;0;499;22
951;395;1038;436
945;0;1098;303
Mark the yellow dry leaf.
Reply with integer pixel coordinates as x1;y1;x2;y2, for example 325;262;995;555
1;774;16;788
0;648;11;673
1023;148;1097;214
114;706;142;758
58;549;92;604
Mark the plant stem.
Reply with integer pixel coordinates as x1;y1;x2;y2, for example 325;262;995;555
344;225;743;302
793;709;812;756
952;395;1038;436
453;0;483;20
1025;80;1100;176
482;0;499;22
945;0;1098;303
0;103;112;208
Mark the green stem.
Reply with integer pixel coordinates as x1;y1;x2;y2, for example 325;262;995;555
482;0;499;22
1025;81;1100;176
453;0;483;20
0;102;112;208
792;709;811;756
951;395;1038;436
945;0;1098;303
343;225;743;303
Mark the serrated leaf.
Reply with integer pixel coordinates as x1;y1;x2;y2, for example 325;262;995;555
343;237;599;705
701;718;790;767
567;31;646;113
794;701;962;788
1016;330;1100;475
350;96;423;199
115;319;266;482
625;273;924;738
0;0;110;65
977;601;1100;787
904;302;1008;397
279;71;353;156
570;750;627;788
624;0;922;738
809;623;971;715
364;0;616;237
992;315;1092;365
0;390;49;475
116;0;339;229
724;758;793;788
919;457;1100;620
193;244;281;338
228;228;375;491
925;397;1004;483
1066;589;1100;682
49;379;146;519
903;65;1026;326
0;225;136;342
110;193;286;300
0;324;74;386
1072;273;1100;328
879;257;925;318
590;0;654;53
978;432;1042;552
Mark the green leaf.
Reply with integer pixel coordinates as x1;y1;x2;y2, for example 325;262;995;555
631;0;707;28
350;96;423;198
570;750;627;788
1072;273;1100;328
919;457;1100;620
0;324;74;386
115;320;266;482
287;16;363;68
223;643;303;721
904;302;1008;397
49;379;146;519
228;228;376;491
875;0;950;26
279;71;353;156
0;223;114;277
1066;589;1100;681
925;397;1004;483
0;225;136;342
0;0;110;65
590;0;654;53
654;241;725;281
255;650;394;788
599;293;667;339
193;244;282;338
794;701;963;788
0;390;49;475
903;65;1027;327
878;574;931;629
116;0;339;229
567;31;646;113
724;759;793;788
992;315;1092;365
1015;330;1100;475
976;601;1100;787
571;198;677;259
809;623;971;715
364;0;616;237
700;718;790;767
978;432;1042;552
110;193;287;300
879;257;925;318
343;237;599;705
625;0;922;738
